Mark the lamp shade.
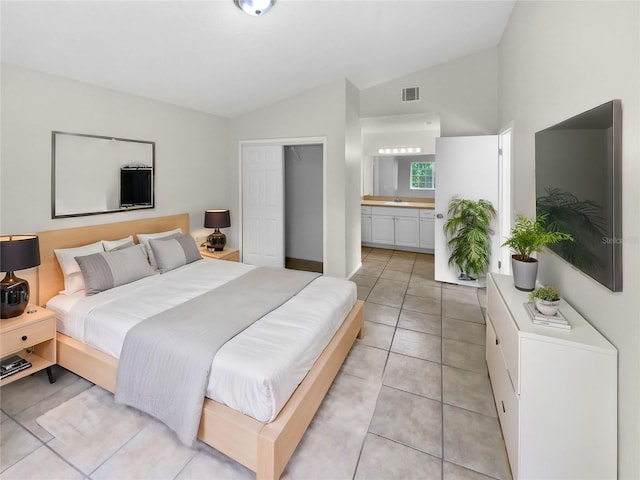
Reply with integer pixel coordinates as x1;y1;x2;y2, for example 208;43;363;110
234;0;276;16
204;210;231;229
0;235;41;272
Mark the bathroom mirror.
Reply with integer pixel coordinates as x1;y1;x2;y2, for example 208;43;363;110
52;131;155;218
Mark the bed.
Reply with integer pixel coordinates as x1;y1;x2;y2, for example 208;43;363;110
37;213;364;480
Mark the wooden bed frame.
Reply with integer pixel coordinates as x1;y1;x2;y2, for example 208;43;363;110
37;213;364;480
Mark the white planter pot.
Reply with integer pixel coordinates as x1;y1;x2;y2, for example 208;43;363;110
534;298;560;316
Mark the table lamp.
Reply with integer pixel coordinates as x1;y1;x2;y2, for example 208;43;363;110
204;210;231;251
1;235;41;319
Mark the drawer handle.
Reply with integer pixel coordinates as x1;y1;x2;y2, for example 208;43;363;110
501;400;506;413
495;337;500;346
21;335;28;341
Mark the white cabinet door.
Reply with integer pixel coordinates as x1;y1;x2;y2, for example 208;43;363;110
419;218;435;249
242;144;284;267
395;216;419;247
371;215;395;244
361;215;372;243
434;136;499;286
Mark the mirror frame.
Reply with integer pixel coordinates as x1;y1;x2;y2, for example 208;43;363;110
51;131;155;219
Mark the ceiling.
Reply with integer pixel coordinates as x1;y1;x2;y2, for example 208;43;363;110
1;1;516;118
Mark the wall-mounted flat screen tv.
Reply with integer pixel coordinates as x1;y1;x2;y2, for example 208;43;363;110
120;168;153;207
535;100;622;292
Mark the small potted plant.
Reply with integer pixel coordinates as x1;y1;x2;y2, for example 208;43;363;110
501;214;573;291
529;285;561;316
444;197;496;281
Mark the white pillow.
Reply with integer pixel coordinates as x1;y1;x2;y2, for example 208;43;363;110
136;228;182;268
102;235;134;251
54;241;105;294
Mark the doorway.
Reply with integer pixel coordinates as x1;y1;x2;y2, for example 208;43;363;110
240;140;325;273
284;144;323;273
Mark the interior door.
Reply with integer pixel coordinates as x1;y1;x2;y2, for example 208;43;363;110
242;144;284;267
434;136;500;286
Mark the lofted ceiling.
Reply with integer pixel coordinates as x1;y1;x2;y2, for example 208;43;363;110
1;1;515;118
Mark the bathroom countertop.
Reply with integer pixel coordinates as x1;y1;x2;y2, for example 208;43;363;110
361;196;435;209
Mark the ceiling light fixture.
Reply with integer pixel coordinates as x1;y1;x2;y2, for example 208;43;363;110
234;0;276;16
377;147;422;155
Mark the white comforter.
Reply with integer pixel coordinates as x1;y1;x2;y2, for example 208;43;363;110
48;259;357;423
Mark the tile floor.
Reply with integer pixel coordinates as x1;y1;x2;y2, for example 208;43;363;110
0;247;511;479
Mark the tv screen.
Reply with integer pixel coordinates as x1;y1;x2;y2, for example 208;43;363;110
535;100;622;292
120;168;152;207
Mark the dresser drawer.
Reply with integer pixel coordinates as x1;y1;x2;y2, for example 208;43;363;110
488;281;520;393
1;317;55;354
491;350;520;478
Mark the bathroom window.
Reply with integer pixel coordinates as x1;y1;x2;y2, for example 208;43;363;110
410;162;435;189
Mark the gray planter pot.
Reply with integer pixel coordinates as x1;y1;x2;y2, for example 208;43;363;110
511;256;538;291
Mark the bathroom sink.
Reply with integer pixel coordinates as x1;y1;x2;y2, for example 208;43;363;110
384;201;410;206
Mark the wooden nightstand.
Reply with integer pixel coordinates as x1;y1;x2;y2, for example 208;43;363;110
1;306;57;386
200;246;240;262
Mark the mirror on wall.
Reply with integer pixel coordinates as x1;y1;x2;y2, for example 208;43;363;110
52;131;155;218
372;154;436;199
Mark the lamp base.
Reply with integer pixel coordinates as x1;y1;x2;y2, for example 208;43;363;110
1;272;30;319
207;230;227;252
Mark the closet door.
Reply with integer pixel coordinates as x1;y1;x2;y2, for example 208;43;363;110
242;144;284;267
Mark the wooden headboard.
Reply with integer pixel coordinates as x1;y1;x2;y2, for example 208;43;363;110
37;213;189;306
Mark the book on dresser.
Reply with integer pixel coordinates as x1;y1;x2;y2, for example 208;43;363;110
0;354;32;380
523;302;571;329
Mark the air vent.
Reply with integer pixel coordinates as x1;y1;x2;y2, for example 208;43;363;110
401;86;420;102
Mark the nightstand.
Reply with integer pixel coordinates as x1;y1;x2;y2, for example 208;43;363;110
1;305;56;386
200;246;240;262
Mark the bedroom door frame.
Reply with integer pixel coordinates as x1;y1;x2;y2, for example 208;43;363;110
238;137;327;267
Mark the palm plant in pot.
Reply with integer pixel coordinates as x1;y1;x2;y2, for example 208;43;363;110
444;197;496;282
501;214;573;291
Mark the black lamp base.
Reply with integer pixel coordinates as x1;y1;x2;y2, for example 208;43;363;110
1;272;30;319
207;229;227;252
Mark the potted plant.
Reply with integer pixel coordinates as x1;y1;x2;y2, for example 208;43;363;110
444;197;496;281
501;214;573;291
529;285;561;316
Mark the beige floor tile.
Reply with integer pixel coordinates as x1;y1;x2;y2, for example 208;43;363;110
176;447;253;480
442;366;496;417
385;258;415;273
381;267;412;283
442;286;482;306
442;338;487;374
442;301;485;324
364;302;400;327
357;285;372;300
358;259;387;277
355;433;442;480
369;386;442;458
341;343;388;382
0;417;42;471
367;279;408;308
443;405;511;480
358;321;395;350
383;352;441;401
443;461;498;480
403;294;442;315
0;445;84;480
391;328;441;363
407;283;442;299
351;274;379;288
398;310;442;336
442;317;486;346
92;421;196;480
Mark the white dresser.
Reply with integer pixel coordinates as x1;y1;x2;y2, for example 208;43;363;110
486;273;617;479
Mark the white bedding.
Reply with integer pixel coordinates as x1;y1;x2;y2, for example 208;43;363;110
47;259;357;423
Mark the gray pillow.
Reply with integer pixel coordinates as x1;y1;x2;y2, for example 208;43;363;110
75;244;155;295
149;234;202;273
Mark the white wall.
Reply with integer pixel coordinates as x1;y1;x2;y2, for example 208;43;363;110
344;79;362;277
0;64;229;235
360;48;499;137
499;2;639;478
228;79;358;278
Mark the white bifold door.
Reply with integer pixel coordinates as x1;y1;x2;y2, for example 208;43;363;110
242;144;285;267
434;136;500;286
